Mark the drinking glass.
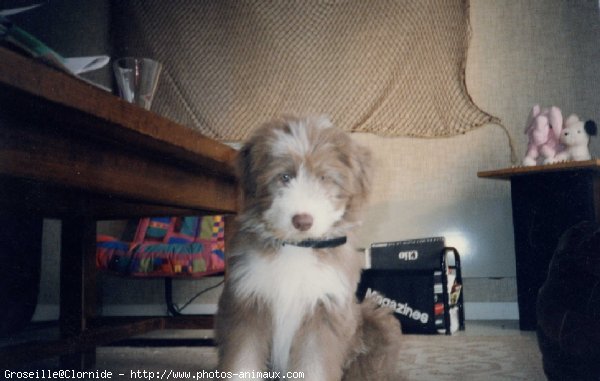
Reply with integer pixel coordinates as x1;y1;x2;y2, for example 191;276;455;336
113;57;162;110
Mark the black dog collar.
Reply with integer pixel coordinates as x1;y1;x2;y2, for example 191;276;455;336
282;236;347;249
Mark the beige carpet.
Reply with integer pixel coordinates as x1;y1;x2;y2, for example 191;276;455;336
95;334;545;380
395;335;545;381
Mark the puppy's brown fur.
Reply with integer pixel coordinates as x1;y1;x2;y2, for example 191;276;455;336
216;116;402;380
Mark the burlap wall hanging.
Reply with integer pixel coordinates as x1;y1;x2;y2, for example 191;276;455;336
112;0;500;142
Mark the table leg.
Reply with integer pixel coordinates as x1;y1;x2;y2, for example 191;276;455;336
59;217;97;369
0;212;43;336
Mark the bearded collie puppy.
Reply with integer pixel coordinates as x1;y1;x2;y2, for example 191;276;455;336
216;116;402;380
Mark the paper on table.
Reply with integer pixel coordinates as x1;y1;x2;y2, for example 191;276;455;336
0;4;42;17
1;4;111;91
63;56;110;75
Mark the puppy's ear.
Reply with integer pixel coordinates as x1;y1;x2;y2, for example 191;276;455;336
236;141;257;198
350;142;372;203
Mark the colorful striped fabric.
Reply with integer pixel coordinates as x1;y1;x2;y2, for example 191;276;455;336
96;216;225;277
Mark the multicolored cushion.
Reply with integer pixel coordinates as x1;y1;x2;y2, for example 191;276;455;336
96;216;225;277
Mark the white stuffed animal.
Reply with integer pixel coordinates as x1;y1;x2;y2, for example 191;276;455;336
553;114;597;162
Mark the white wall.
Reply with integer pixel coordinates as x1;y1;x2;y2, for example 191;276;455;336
354;0;600;282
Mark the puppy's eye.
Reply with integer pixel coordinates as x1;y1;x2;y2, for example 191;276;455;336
279;173;293;184
320;174;335;184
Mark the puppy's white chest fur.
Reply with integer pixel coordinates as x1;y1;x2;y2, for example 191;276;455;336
232;245;351;372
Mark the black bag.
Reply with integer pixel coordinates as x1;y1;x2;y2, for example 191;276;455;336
357;242;465;335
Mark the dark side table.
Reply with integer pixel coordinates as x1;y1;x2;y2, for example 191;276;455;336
478;161;600;330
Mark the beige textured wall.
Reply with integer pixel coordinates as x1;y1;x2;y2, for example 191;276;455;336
354;0;600;279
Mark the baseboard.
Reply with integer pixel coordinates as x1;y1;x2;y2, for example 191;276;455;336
33;302;518;321
464;302;519;320
102;304;219;316
32;304;218;321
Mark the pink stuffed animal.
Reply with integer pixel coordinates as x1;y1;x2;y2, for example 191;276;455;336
522;105;563;166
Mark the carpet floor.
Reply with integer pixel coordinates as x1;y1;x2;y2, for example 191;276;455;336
94;332;545;380
3;322;546;380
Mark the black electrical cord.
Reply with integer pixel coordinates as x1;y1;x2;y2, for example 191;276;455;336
165;278;225;316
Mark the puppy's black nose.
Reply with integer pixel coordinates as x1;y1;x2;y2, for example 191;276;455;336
292;213;313;231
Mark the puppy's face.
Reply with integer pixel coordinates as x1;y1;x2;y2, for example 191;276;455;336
238;116;371;241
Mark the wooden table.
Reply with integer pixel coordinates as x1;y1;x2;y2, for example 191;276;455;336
0;47;239;367
479;161;600;330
